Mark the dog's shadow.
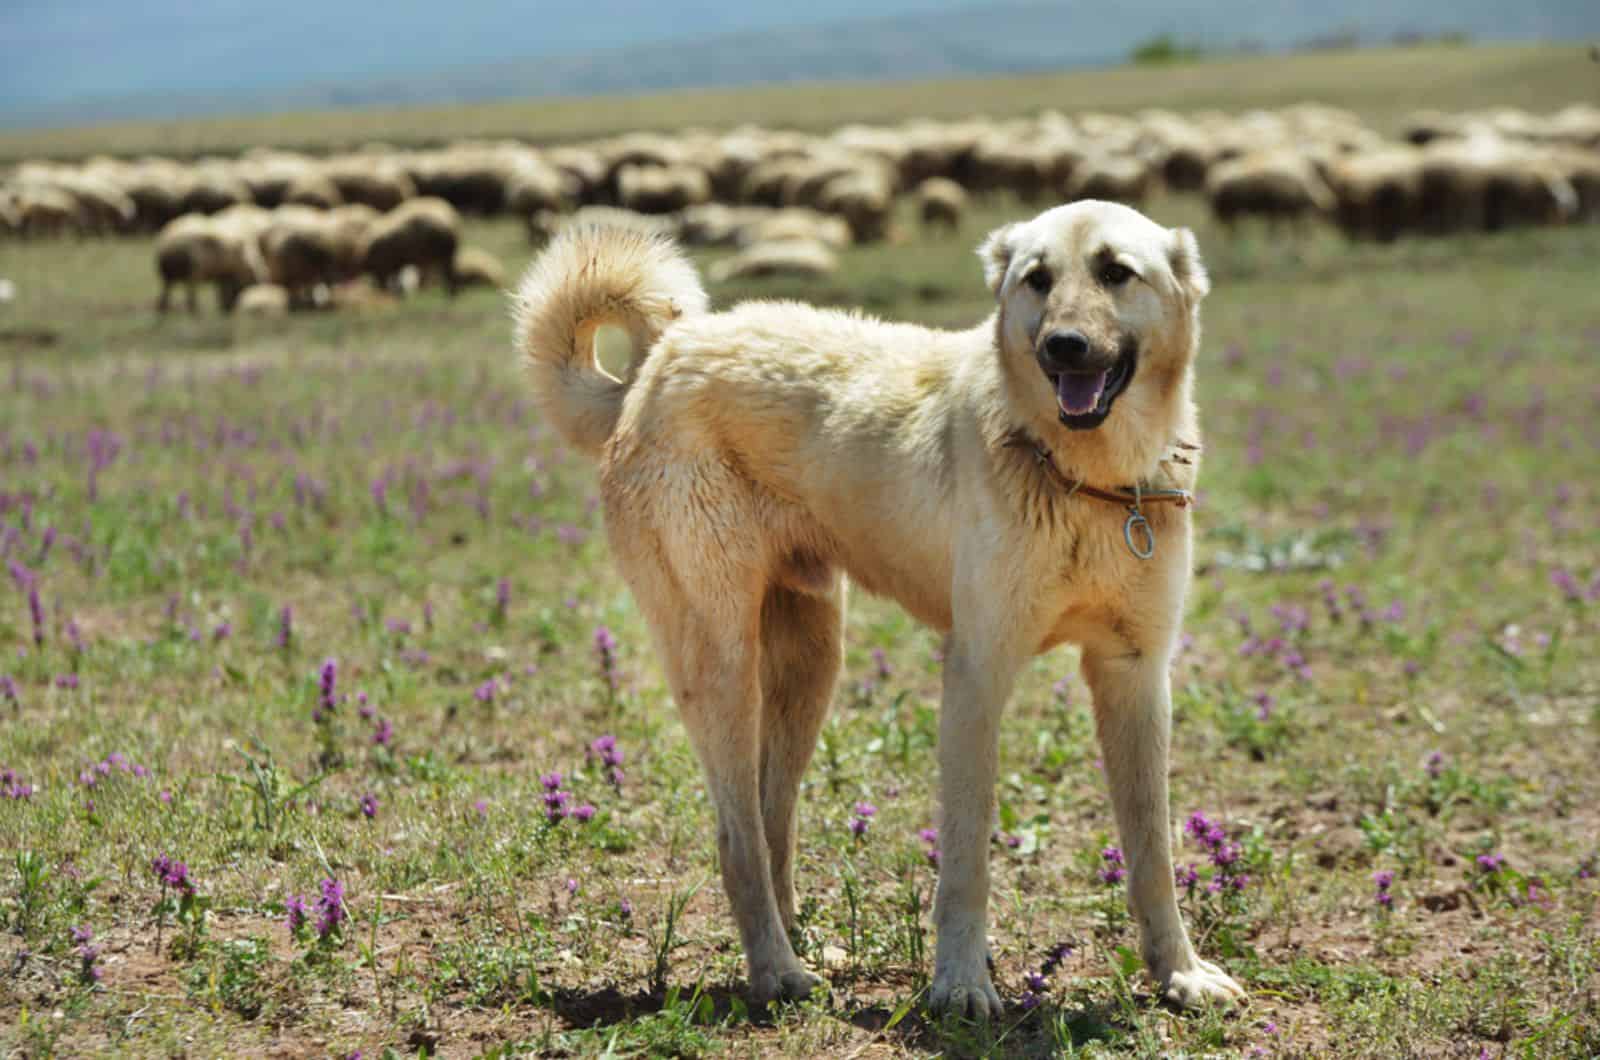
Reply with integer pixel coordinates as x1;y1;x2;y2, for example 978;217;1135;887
847;996;1130;1057
546;982;1129;1056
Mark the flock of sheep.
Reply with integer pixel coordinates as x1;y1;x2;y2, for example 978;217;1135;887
3;100;1597;313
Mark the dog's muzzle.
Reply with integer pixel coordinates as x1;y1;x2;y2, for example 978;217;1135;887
1036;332;1138;430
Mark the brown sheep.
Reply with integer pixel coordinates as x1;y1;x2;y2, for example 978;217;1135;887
915;177;967;233
359;197;461;295
154;213;267;313
1205;151;1334;230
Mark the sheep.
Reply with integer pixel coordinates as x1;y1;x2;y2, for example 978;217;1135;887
505;159;573;218
322;157;417;211
154;213;267;313
708;239;838;283
283;170;344;210
915;177;967;233
1417;138;1576;234
1326;148;1423;243
14;185;82;238
408;150;509;214
1066;155;1153;207
1205;151;1335;230
453;246;506;290
616;164;712;215
739;208;853;251
814;168;894;243
359;197;461;295
260;207;343;308
56;174;137;235
528;205;679;245
237;283;291;317
179;168;253;215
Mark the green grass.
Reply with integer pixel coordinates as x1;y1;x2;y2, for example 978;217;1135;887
1;42;1595;162
2;192;1597;1057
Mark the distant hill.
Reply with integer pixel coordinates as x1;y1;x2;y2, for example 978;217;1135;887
4;0;1597;129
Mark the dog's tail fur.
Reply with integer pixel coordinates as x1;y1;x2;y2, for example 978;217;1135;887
512;225;708;455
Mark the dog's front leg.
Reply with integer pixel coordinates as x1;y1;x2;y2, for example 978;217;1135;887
1081;647;1245;1007
928;633;1022;1019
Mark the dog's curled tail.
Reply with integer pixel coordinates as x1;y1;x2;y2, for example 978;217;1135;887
512;225;707;455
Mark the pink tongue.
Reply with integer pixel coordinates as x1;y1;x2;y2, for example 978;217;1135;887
1057;371;1108;415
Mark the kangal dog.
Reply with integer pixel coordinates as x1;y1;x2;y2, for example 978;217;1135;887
512;201;1244;1015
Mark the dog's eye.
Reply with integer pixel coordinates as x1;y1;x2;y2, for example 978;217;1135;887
1098;262;1135;287
1024;268;1052;294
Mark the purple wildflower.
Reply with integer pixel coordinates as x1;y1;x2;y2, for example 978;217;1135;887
315;877;345;937
285;894;310;935
571;803;596;823
1550;569;1581;602
871;647;892;680
565;878;579;896
1;674;18;711
1476;853;1506;874
359;792;379;819
27;585;44;648
1425;751;1445;779
588;734;625;789
594;625;620;693
849;801;877;839
494;578;510;623
152;855;194;895
541;772;564;792
473;679;496;704
1373;869;1396;909
1099;845;1127;886
276;605;293;651
72;925;102;983
372;718;393;746
317;658;338;719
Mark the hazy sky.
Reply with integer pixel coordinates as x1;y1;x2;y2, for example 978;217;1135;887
0;0;996;106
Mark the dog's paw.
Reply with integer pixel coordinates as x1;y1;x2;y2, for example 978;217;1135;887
929;962;1004;1020
750;965;825;1006
1159;959;1246;1009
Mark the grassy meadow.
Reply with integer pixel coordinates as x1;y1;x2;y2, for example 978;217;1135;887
3;52;1600;1059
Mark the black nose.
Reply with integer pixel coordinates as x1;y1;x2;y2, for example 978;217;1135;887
1042;330;1090;371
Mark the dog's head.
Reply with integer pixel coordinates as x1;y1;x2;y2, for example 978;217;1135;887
979;201;1208;434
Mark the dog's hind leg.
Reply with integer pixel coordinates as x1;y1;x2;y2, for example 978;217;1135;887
758;579;845;940
621;537;822;1006
1081;645;1246;1008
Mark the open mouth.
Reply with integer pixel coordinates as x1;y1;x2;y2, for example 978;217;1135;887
1045;343;1137;430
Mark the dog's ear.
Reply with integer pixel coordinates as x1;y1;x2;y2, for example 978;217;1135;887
1167;227;1209;302
977;224;1015;295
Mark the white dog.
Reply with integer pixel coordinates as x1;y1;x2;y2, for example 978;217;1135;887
513;200;1244;1015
